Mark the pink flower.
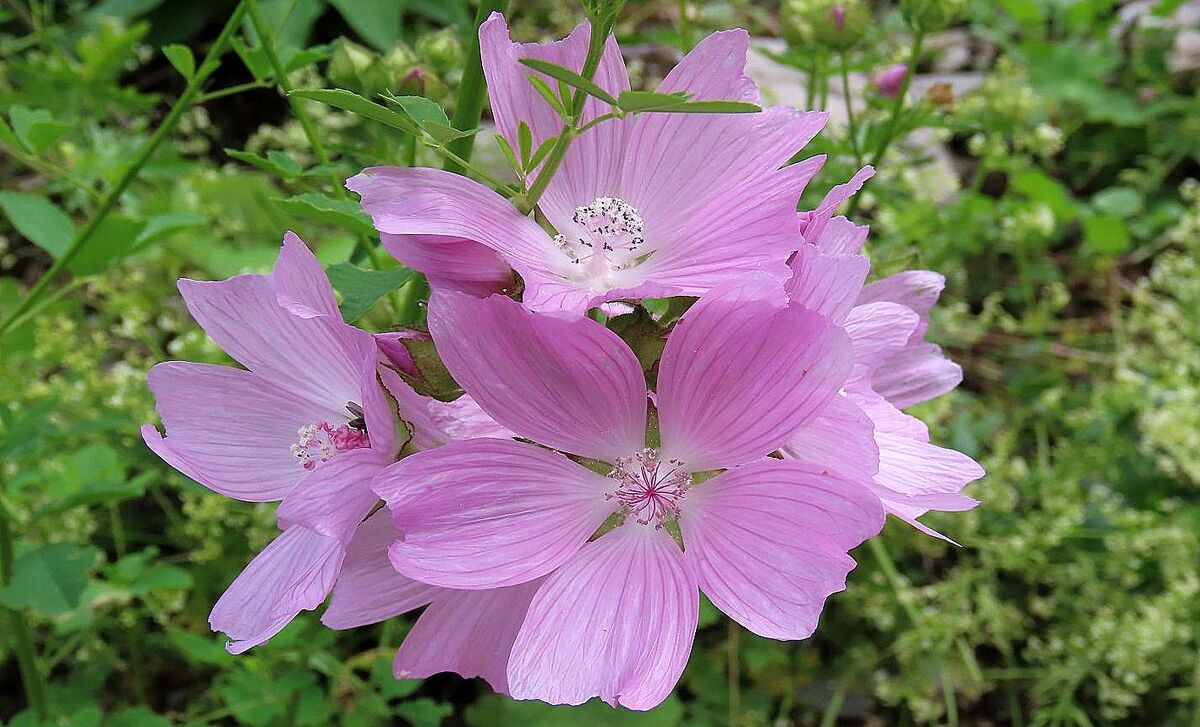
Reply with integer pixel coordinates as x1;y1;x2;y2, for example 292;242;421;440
784;177;983;541
141;233;506;652
873;63;909;97
350;14;829;314
371;280;885;709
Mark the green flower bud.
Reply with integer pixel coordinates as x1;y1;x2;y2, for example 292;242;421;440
782;0;870;51
415;28;464;73
328;39;390;96
900;0;966;32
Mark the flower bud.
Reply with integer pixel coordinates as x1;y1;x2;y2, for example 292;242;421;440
872;63;908;97
415;28;464;74
900;0;966;32
328;39;390;96
782;0;870;51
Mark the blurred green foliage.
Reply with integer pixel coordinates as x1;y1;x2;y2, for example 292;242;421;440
2;0;1199;724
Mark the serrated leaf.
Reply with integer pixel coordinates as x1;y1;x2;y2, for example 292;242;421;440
9;106;72;154
0;191;75;257
518;57;618;106
382;93;450;127
494;133;520;172
273;193;377;238
0;543;98;615
325;262;412;321
289;88;419;135
527;135;557;170
162;43;195;78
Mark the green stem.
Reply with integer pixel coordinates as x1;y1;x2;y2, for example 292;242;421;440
867;30;924;168
678;0;693;50
517;18;611;214
443;0;509;173
839;50;861;165
244;0;342;199
1;505;49;720
868;537;922;624
819;682;847;727
727;619;740;725
0;3;248;340
193;79;272;104
805;52;820;110
0;141;100;201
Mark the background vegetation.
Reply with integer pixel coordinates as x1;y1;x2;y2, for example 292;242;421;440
1;0;1198;724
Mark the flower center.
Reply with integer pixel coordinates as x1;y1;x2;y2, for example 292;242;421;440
290;403;370;470
553;196;646;280
606;448;691;528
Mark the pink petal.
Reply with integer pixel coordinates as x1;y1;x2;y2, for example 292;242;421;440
783;395;879;483
394;580;544;693
857;270;946;339
322;511;442;629
874;433;984;500
210;525;343;653
272;232;340;319
143;362;341;502
480;14;631;232
843;302;920;372
347;167;572;307
679;459;884;640
872;343;963;409
177;270;370;409
626;109;828;296
811;215;870;255
427;290;646;461
848;384;930;441
785;244;870;324
507;526;697;710
657;29;759;102
380;233;512;297
657;278;854;470
375;438;612;589
801;166;874;249
275;447;388;545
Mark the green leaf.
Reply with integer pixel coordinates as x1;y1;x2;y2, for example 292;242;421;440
466;693;685;726
168;627;233;666
69;214;145;275
282;43;334;73
518;57;619;106
289;88;419;135
1091;187;1143;218
327;0;402;51
34;443;145;516
273;192;378;238
1010;169;1079;222
132;212;206;250
0;191;75;257
0;543;98;615
225;148;303;178
494;133;521;173
231;37;273;81
517;121;533;166
1082;212;1131;256
0;116;23;149
325;262;413;321
8;106;72;154
647;99;761;114
162;43;195;79
616;90;692;112
382;93;450;128
527;76;567;117
527;136;557;170
107;706;172;727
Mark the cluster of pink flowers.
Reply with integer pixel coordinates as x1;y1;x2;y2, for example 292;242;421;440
144;14;982;710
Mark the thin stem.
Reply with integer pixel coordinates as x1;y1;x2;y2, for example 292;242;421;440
819;682;848;727
839;50;861;165
726;619;740;725
244;0;342;199
678;0;694;50
443;0;509;173
1;503;49;720
193;79;272;104
0;2;248;339
517;18;612;214
0;141;101;202
868;537;922;624
805;52;820;110
867;30;924;168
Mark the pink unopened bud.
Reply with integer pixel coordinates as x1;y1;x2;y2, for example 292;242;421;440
831;5;846;30
873;63;908;97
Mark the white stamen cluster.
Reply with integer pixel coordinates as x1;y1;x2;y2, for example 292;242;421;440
553;196;645;268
